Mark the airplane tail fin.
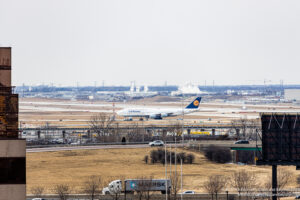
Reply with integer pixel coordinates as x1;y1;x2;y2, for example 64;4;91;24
185;97;201;109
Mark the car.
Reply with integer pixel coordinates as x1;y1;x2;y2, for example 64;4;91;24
149;140;164;147
234;140;249;144
32;198;46;200
70;141;80;145
180;190;195;194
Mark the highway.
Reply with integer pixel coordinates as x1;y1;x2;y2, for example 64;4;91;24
26;144;150;153
21;122;258;131
26;141;260;153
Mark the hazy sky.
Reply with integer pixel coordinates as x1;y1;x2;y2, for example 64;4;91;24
1;0;300;86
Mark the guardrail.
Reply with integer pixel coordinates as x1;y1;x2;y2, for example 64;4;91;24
20;123;259;131
26;141;188;149
187;140;262;149
26;193;239;200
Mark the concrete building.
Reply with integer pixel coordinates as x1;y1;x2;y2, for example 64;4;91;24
284;89;300;101
0;47;26;200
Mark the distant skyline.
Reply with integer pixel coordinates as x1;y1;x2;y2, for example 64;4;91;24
1;0;300;86
16;81;294;87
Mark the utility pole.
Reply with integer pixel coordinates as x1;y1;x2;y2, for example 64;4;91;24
165;144;168;200
175;132;177;185
181;96;184;144
170;143;172;178
181;158;183;200
272;165;277;200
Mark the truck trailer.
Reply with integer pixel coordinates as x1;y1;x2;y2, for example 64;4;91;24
102;179;171;195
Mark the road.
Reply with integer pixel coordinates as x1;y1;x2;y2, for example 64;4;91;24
26;144;151;153
26;140;260;153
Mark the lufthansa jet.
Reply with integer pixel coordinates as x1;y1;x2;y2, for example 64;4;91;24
117;97;201;120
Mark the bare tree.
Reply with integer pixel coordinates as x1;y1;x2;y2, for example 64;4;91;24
231;118;249;139
275;169;293;191
247;119;261;140
130;176;155;200
110;122;121;142
230;170;257;200
203;175;227;200
30;186;45;198
231;118;260;140
297;175;300;187
143;177;154;200
167;122;182;141
170;171;180;200
83;176;103;200
53;184;71;200
134;177;146;200
127;123;145;142
89;113;115;142
264;169;293;198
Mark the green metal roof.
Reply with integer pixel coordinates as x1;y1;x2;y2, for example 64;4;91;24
231;147;262;151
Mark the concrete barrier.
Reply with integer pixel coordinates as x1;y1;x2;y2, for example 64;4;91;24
27;193;240;200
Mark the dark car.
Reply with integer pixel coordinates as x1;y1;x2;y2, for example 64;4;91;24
234;140;249;144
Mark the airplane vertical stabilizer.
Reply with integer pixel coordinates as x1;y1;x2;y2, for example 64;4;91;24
185;97;201;109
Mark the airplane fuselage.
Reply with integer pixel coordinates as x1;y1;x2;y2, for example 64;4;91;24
117;108;198;119
117;97;202;120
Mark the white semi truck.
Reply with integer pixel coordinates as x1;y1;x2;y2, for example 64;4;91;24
102;179;171;195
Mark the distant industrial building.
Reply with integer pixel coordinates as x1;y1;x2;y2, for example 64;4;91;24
0;47;25;200
284;89;300;101
125;82;158;98
171;83;205;96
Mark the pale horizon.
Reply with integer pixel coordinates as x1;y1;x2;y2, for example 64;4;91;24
1;0;300;86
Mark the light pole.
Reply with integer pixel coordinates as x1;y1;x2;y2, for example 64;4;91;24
181;96;185;145
175;132;177;186
165;144;168;200
181;96;184;200
170;141;172;178
181;158;183;200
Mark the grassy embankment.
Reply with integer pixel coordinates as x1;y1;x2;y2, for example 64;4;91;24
27;147;299;194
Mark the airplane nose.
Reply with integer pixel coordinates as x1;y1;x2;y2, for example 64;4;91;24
116;110;122;115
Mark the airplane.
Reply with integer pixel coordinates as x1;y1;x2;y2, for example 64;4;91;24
117;97;201;120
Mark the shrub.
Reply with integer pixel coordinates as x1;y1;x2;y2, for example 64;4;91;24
204;145;232;163
237;150;254;164
297;175;300;186
177;152;186;163
186;154;195;164
143;155;148;164
31;186;44;197
150;150;158;163
157;148;165;161
160;158;166;165
147;149;194;164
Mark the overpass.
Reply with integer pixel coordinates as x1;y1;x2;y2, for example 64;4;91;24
20;123;259;132
188;140;262;150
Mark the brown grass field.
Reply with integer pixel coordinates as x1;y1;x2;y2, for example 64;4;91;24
27;147;300;194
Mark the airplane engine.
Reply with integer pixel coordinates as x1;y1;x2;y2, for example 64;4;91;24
161;113;169;118
150;114;162;120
